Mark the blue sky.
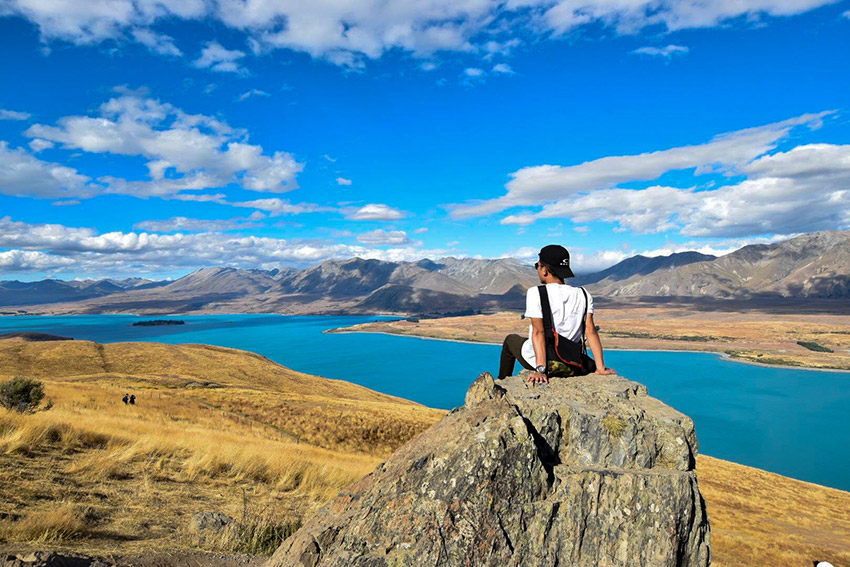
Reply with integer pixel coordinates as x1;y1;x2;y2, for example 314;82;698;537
1;0;849;280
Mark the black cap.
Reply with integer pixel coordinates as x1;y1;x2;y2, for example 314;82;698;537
539;244;575;279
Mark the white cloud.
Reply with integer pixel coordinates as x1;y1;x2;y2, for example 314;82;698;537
193;41;247;74
131;28;182;56
228;198;330;216
0;0;206;46
567;235;793;273
501;235;789;274
51;200;80;206
450;112;831;219
492;63;515;74
0;109;31;120
414;227;428;234
482;39;522;59
0;249;76;272
22;92;303;199
237;89;270;101
132;216;263;233
632;44;689;58
843;10;850;18
356;229;411;245
27;138;54;152
346;203;406;221
0;217;448;277
0;141;95;199
463;67;485;77
500;246;537;262
500;142;850;238
536;0;838;35
0;0;836;68
336;177;352;186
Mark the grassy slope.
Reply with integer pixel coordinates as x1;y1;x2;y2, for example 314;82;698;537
0;338;442;555
0;338;848;566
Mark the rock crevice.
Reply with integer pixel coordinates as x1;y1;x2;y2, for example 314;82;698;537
268;372;711;567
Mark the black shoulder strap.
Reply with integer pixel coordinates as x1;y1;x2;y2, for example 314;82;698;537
579;287;589;353
540;285;589;354
537;285;554;335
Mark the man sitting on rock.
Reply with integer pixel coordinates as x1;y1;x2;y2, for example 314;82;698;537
498;244;616;384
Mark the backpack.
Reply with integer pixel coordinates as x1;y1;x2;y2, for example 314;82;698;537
537;285;597;377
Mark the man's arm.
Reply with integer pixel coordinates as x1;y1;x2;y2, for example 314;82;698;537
585;313;616;375
529;317;548;384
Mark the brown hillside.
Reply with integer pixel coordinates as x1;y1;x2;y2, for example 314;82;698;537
0;339;848;566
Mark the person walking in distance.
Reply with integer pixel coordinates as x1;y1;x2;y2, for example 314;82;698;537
498;244;616;384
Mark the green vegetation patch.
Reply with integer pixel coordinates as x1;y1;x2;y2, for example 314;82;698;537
0;377;46;413
604;331;731;342
797;341;834;353
602;415;627;437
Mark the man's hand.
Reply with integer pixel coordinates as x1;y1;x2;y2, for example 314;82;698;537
595;367;617;375
527;371;549;384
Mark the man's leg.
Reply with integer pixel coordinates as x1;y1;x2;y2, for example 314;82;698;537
498;334;534;379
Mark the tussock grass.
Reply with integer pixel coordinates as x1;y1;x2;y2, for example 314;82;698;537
4;502;92;543
698;455;850;567
0;414;110;456
219;494;303;555
2;337;848;566
0;338;440;555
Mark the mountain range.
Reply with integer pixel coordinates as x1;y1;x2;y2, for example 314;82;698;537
2;231;848;315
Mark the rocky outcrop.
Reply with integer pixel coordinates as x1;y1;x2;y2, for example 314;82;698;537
267;372;711;567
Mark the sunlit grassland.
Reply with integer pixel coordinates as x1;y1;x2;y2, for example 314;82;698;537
698;455;850;566
1;337;849;566
0;338;442;555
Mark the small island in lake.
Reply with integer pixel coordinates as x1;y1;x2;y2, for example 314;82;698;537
132;319;186;327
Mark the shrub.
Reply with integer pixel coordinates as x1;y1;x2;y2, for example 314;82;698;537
797;340;834;353
0;377;46;413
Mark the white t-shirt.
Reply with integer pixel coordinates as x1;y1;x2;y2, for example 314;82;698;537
521;284;594;367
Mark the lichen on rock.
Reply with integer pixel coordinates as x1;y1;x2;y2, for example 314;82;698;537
267;372;711;567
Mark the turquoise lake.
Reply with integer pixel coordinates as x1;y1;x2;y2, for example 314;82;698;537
3;313;850;492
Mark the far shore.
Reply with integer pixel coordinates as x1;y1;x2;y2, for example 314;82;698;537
327;327;850;373
327;308;850;373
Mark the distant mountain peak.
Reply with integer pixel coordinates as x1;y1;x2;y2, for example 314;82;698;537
3;231;848;313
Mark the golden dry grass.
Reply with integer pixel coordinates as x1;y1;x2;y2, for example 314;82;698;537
331;308;850;370
0;338;442;555
1;337;849;566
699;455;850;567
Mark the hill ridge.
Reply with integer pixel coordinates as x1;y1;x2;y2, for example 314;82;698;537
3;230;849;315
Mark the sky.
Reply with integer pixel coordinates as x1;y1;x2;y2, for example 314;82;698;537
1;0;849;281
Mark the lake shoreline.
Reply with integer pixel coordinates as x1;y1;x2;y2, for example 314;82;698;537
3;313;850;493
327;327;850;374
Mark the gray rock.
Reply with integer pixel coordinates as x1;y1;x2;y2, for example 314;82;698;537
189;512;235;535
1;552;112;567
267;372;711;567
